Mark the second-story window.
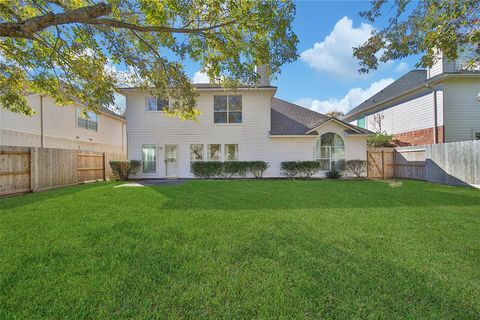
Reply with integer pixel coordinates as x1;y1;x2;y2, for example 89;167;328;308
146;97;169;111
76;108;98;131
214;95;242;123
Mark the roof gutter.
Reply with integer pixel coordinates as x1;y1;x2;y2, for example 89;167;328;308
342;72;479;121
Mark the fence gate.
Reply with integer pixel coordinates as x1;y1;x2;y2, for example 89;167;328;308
367;148;395;179
77;153;105;182
0;147;31;196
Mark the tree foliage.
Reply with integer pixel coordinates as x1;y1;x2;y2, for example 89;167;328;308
325;110;344;118
0;0;298;118
354;0;479;73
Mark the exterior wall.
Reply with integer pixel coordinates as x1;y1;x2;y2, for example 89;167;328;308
126;90;368;178
349;87;446;146
427;52;456;78
443;78;480;142
0;95;126;153
393;126;444;146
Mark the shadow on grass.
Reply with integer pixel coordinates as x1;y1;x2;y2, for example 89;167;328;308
0;182;116;211
148;179;480;211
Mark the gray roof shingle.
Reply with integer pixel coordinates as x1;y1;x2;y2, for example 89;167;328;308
271;98;372;135
342;70;427;120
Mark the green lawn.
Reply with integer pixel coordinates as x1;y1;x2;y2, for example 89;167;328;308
1;180;479;319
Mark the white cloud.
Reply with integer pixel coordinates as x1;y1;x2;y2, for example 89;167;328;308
395;62;409;73
192;70;210;83
300;16;374;80
295;78;394;114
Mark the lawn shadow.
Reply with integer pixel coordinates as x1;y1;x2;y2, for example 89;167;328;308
0;182;116;212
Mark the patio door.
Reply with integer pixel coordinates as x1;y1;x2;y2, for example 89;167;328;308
164;145;178;178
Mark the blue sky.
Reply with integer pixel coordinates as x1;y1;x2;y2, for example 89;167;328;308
190;0;420;115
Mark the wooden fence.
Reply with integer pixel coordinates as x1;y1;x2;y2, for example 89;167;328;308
1;146;126;196
368;140;479;187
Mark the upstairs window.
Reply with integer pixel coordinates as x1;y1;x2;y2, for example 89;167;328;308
146;97;169;111
214;95;242;123
76;108;98;131
357;115;366;128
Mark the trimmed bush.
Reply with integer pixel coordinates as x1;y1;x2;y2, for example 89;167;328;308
191;161;269;179
326;170;342;179
191;161;223;178
344;160;367;178
109;160;141;181
248;161;269;179
281;161;321;179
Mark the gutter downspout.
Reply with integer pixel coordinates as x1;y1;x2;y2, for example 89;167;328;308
426;84;438;144
40;95;44;148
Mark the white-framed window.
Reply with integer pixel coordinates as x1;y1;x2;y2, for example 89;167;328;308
142;144;156;173
76;108;98;131
214;95;242;123
315;132;345;171
207;144;221;161
145;97;169;111
224;144;239;161
190;144;204;171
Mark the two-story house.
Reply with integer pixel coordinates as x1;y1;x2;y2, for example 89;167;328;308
0;94;126;154
120;69;372;179
342;52;480;146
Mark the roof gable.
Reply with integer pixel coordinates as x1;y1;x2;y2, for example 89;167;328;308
270;98;373;136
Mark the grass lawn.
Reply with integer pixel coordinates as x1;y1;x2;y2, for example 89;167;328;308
1;179;479;319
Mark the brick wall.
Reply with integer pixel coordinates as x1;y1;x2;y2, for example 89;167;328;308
392;126;444;146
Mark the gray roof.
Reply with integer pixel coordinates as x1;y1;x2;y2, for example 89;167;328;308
271;98;372;135
100;107;125;120
343;70;428;120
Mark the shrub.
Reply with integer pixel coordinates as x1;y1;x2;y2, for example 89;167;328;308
109;160;141;181
326;170;342;179
281;161;321;179
367;133;394;147
191;161;223;178
191;161;268;179
248;161;269;179
344;160;367;178
222;161;249;178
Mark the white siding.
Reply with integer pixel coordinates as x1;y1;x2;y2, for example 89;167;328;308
0;95;126;153
126;90;368;178
443;78;480;142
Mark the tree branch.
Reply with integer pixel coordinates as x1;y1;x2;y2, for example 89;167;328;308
0;2;235;39
0;3;112;38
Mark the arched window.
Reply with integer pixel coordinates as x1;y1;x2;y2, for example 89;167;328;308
315;132;345;170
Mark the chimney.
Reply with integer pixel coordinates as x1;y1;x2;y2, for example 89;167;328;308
427;50;456;79
255;65;270;86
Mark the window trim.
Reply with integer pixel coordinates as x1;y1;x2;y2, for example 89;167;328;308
315;132;345;171
213;94;243;124
141;144;157;174
207;143;222;161
145;97;171;112
190;144;205;172
224;144;239;161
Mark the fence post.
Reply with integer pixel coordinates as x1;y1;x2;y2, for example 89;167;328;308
381;150;385;179
103;152;106;181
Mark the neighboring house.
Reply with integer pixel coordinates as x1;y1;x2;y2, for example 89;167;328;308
120;69;373;179
0;95;126;154
342;53;480;146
